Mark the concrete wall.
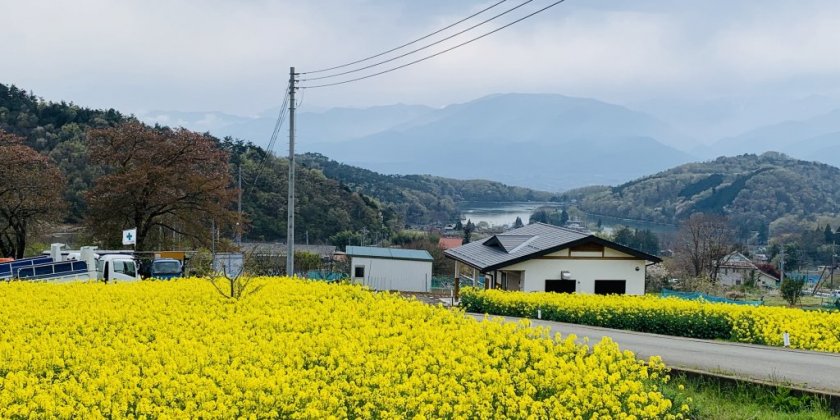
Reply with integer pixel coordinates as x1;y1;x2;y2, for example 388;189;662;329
350;257;432;292
498;248;647;295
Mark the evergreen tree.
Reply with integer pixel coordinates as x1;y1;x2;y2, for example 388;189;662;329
559;209;570;225
612;227;635;248
825;224;835;244
463;219;474;244
529;209;548;224
513;216;524;228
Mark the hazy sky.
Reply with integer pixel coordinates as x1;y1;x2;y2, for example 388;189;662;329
3;0;840;116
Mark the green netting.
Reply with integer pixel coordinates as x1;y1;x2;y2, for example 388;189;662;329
661;288;763;306
304;271;346;282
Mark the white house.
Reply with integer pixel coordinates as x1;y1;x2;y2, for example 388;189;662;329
718;251;779;288
345;246;433;292
444;223;661;296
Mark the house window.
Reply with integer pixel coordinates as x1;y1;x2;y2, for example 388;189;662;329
545;279;576;293
594;280;626;295
354;266;365;278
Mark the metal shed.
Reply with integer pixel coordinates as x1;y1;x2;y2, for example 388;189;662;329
345;246;433;292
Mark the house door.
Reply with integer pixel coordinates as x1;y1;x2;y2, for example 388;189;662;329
545;279;576;293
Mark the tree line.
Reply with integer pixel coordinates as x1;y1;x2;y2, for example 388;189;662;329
0;84;395;255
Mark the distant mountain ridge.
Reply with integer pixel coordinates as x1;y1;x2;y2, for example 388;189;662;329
143;93;701;191
564;153;840;237
308;93;697;191
140;92;840;193
709;109;840;168
142;104;436;148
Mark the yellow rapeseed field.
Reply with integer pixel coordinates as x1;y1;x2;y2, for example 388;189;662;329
461;288;840;353
0;278;688;419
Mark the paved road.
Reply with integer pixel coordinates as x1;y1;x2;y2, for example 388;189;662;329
468;313;840;393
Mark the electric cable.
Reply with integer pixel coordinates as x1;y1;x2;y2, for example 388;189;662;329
302;0;509;75
300;0;567;89
300;0;534;82
251;85;290;188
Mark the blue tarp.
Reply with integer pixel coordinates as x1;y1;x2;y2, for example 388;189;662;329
661;288;763;306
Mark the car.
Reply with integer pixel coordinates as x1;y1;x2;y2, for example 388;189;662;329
149;258;183;280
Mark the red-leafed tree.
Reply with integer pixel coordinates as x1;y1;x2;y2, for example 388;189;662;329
0;130;66;258
85;122;236;251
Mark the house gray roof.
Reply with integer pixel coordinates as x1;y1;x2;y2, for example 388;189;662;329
444;222;661;271
346;246;433;262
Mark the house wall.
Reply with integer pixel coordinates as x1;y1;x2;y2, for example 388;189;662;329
719;268;779;288
498;248;647;295
350;257;432;292
758;273;779;288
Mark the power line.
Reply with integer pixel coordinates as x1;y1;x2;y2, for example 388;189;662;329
301;0;533;82
250;84;290;188
300;0;567;90
302;0;509;75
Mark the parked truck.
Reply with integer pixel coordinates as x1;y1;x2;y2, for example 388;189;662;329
0;244;139;283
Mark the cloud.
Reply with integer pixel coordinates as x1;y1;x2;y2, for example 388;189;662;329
2;0;839;114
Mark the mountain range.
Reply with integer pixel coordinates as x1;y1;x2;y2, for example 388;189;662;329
146;93;700;191
143;92;840;192
706;109;840;167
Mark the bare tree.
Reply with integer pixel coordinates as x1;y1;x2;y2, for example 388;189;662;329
674;213;734;282
207;248;262;299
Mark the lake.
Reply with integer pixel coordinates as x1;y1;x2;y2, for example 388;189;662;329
459;201;677;234
458;202;560;228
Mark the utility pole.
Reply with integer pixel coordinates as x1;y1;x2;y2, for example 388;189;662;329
286;67;297;276
211;219;216;255
831;239;836;289
236;164;242;246
779;244;785;283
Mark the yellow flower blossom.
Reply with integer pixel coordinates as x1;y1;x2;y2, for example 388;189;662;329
461;288;840;353
0;278;688;418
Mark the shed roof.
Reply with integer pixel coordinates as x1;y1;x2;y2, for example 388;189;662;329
346;246;433;262
444;223;661;271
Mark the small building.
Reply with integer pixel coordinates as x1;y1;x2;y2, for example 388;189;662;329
438;237;463;250
718;251;779;288
345;246;433;292
444;223;661;296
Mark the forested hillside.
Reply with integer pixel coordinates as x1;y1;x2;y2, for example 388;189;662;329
299;153;557;225
0;84;123;221
565;153;840;239
0;83;394;244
